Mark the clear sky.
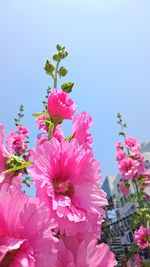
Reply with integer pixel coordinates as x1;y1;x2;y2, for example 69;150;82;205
0;0;150;178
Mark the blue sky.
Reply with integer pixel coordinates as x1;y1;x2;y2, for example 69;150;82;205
0;0;150;178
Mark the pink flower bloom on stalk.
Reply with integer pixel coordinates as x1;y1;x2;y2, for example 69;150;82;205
36;114;49;132
115;142;123;151
0;125;22;188
0;185;57;267
37;125;64;145
29;138;107;235
119;182;130;196
116;150;126;162
6;131;27;156
124;137;141;152
134;226;150;249
72;112;93;146
118;157;138;180
133;254;142;267
18;125;29;137
56;237;117;267
48;89;76;122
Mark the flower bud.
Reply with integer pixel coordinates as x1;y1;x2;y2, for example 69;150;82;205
53;54;60;61
44;60;55;75
61;82;74;93
56;44;63;51
58;51;66;59
58;67;68;77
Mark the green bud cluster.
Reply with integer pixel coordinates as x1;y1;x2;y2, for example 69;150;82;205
44;44;74;92
117;113;127;138
14;104;24;127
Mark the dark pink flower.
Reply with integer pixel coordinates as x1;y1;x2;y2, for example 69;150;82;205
134;226;150;249
124;137;141;152
133;253;142;267
118;157;137;180
6;131;27;155
18;125;29;137
48;89;76;122
119;182;131;196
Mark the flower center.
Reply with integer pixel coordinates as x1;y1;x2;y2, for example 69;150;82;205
1;249;17;267
53;179;74;197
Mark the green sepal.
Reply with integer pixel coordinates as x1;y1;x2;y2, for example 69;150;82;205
5;161;32;174
32;111;48;117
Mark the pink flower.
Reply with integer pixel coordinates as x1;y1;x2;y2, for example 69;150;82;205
0;185;57;266
119;182;130;196
133;253;142;267
37;125;64;145
56;237;117;267
53;125;64;142
124;137;141;152
72;112;93;146
134;226;150;249
29;138;107;235
6;131;27;155
116;150;126;162
48;89;76;122
118;157;138;180
36;114;49;132
115;142;123;151
23;151;31;161
18;125;29;137
0;125;22;188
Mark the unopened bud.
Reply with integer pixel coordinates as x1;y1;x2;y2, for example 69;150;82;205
61;82;74;93
44;60;55;75
58;67;68;77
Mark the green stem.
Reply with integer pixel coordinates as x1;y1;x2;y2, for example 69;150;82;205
54;60;60;88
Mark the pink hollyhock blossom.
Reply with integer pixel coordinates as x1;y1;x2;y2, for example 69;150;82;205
0;125;22;188
119;182;131;196
118;157;138;180
18;125;29;137
6;131;27;155
0;185;57;266
72;112;93;146
29;138;107;235
115;142;123;151
134;226;150;249
52;208;105;239
56;237;117;267
116;150;126;162
53;125;64;142
124;137;141;152
37;125;64;145
133;254;142;267
48;89;76;121
36;114;48;132
23;151;31;161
